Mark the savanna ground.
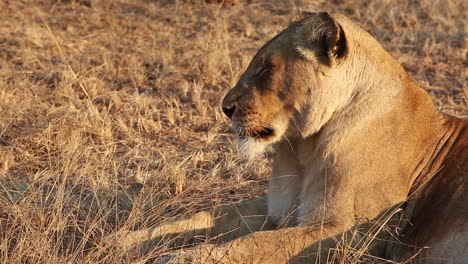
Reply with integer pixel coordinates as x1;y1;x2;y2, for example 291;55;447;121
0;0;466;263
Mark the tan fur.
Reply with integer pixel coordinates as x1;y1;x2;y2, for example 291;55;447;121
119;11;467;264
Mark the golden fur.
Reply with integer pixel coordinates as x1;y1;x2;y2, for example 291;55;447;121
119;10;467;263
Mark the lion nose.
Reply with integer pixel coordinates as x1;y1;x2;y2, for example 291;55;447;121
222;105;236;119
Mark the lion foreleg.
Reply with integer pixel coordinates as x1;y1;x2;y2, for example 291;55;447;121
118;197;273;253
162;222;351;264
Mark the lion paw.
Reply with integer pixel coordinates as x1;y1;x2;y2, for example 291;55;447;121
156;244;225;264
157;251;194;264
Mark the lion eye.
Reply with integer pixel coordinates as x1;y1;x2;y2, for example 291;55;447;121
256;65;272;77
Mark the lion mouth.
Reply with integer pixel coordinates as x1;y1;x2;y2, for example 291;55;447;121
255;127;275;139
238;126;275;140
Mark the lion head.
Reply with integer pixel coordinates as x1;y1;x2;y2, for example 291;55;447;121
221;11;353;159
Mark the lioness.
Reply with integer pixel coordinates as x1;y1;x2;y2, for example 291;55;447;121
122;10;467;264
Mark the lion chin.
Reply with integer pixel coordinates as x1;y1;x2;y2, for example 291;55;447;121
237;137;267;160
235;124;282;160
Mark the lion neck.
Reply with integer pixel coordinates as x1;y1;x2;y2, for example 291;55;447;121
291;18;446;166
300;16;422;139
300;55;409;139
280;16;452;188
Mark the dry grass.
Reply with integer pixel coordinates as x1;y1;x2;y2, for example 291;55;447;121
0;0;466;263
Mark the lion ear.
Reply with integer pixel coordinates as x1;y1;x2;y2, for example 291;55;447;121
295;12;347;65
291;5;319;23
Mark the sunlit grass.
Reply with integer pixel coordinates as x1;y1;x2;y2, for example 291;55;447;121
0;0;465;263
